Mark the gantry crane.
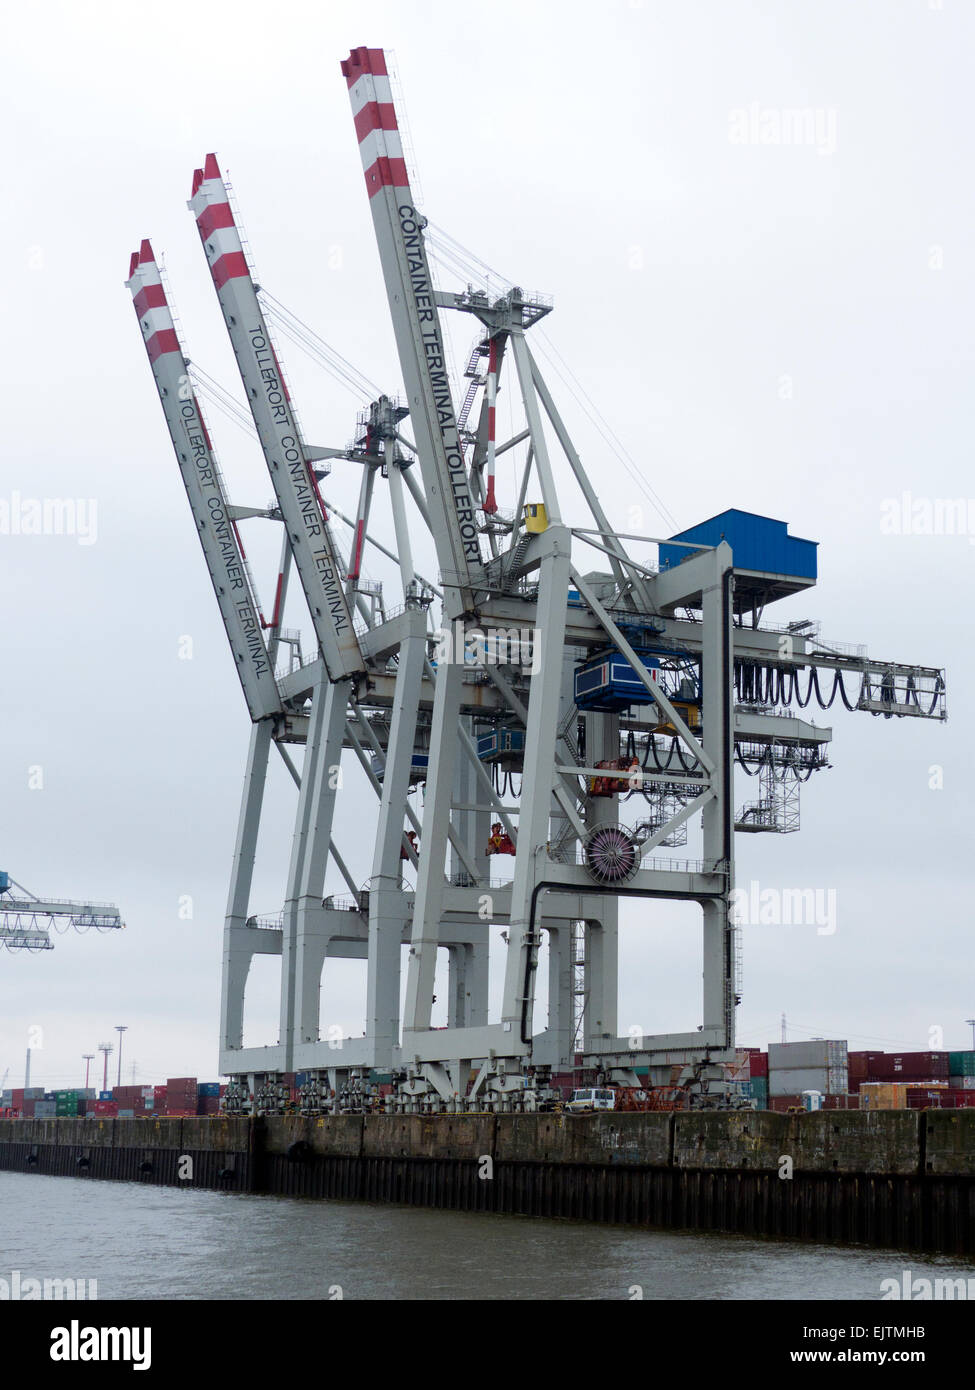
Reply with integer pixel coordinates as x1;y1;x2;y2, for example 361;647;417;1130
127;45;946;1114
0;870;123;953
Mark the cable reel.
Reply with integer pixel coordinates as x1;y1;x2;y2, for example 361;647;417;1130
584;823;642;885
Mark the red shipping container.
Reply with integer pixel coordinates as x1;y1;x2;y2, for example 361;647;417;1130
907;1090;947;1109
750;1053;769;1078
823;1093;859;1110
847;1052;878;1080
770;1094;802;1112
12;1089;24;1105
869;1053;949;1080
21;1099;36;1117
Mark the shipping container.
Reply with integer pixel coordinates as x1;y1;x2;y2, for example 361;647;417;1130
769;1066;849;1097
769;1040;847;1071
117;1109;135;1117
868;1053;949;1080
822;1093;859;1110
949;1052;975;1077
197;1082;220;1098
847;1052;877;1080
749;1053;768;1078
950;1076;975;1091
859;1082;908;1110
32;1101;54;1118
770;1094;803;1113
907;1090;948;1109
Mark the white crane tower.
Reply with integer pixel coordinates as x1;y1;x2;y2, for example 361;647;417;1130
127;46;946;1115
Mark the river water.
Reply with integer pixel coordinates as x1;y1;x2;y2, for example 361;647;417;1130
1;1171;972;1301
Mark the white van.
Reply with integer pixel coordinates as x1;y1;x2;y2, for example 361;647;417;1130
565;1087;616;1113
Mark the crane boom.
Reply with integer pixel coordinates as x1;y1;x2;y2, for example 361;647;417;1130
188;155;366;681
0;875;123;953
341;47;482;617
126;241;283;723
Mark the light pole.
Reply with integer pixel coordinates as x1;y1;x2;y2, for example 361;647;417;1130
97;1042;114;1094
115;1026;128;1088
966;1019;975;1052
82;1054;95;1090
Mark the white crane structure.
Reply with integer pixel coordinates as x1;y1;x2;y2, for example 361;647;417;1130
0;870;123;954
127;46;946;1114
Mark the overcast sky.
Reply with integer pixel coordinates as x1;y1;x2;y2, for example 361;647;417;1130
1;0;972;1091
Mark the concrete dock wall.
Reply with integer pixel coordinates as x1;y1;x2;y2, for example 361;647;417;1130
1;1111;973;1254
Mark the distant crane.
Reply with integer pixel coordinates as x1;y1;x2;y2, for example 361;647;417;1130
0;870;123;953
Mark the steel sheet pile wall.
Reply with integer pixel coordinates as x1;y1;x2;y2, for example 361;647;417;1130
1;1111;974;1254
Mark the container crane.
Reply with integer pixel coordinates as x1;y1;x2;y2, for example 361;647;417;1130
126;44;947;1116
0;871;123;953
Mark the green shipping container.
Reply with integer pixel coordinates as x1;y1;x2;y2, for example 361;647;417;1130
949;1052;975;1076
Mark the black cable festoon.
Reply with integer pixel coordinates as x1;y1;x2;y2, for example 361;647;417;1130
674;736;693;773
736;660;862;714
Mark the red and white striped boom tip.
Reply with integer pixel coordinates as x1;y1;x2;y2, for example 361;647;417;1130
189;153;253;293
341;47;409;199
126;239;181;366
